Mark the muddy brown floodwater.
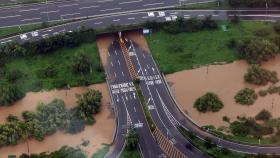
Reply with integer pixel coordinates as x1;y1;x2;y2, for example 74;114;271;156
166;56;280;128
0;83;115;158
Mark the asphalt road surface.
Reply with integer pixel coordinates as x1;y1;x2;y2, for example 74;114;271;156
124;32;210;158
1;9;280;44
99;34;167;158
0;0;215;27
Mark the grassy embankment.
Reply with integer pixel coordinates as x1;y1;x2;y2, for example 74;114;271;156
146;21;276;74
0;42;105;93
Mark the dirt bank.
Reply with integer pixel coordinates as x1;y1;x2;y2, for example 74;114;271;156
0;83;115;157
166;56;280;128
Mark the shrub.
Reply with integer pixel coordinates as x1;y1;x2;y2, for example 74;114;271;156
19;146;86;158
202;16;218;29
194;92;224;112
239;39;279;64
36;65;57;78
0;84;24;106
255;109;272;121
227;38;237;49
37;99;71;135
258;90;268;97
244;64;279;85
230;121;250;136
125;127;139;150
274;21;280;34
75;89;102;124
267;85;280;94
223;116;230;122
234;88;258;105
6;115;19;122
254;28;271;37
6;70;24;82
72;53;92;74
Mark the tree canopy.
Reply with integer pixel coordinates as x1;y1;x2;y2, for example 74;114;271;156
194;92;224;113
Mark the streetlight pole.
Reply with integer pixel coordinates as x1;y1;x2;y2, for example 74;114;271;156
265;0;268;21
46;0;50;22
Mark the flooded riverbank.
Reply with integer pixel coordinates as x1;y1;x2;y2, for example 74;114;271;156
167;56;280;128
0;83;115;157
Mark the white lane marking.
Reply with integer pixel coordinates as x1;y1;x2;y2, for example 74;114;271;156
134;107;137;112
98;0;113;2
19;8;39;12
122;71;125;76
152;67;155;74
128;45;132;51
198;14;205;17
143;2;164;7
142;53;145;58
128;17;135;20
137;69;141;75
40;10;59;14
116;94;119;102
124;93;128;100
118;60;121;65
114;72;117;78
119;0;142;5
212;14;219;17
114;50;117;55
21;17;41;22
184;14;190;17
113;19;120;22
61;13;80;17
100;8;121;12
147;64;149;69
111;61;114;67
0;15;21;19
79;5;99;10
58;3;78;7
142;16;149;19
144;68;148;75
170;12;178;15
133;92;136;99
108;51;110;57
130;94;132;100
94;22;103;25
147;98;151;105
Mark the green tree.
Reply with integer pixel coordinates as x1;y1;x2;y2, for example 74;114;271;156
240;39;279;64
125;127;139;150
244;64;278;85
255;109;272;121
234;88;258;105
72;52;92;74
75;89;102;124
0;84;24;106
194;92;224;112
